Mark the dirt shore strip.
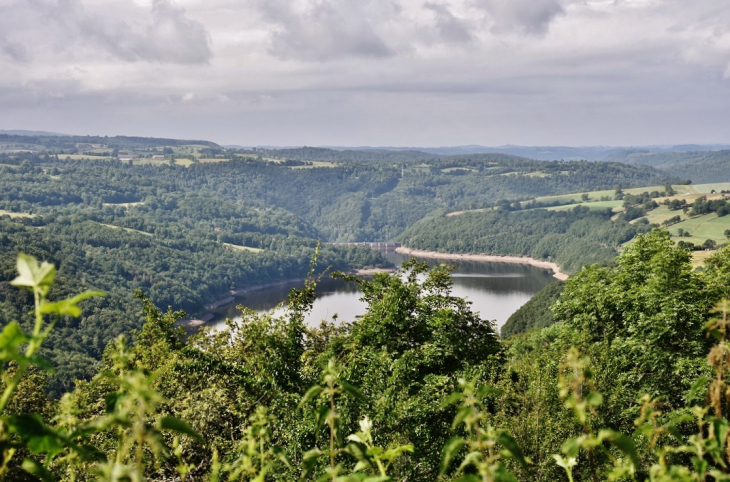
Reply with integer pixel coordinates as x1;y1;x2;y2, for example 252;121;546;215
395;247;569;281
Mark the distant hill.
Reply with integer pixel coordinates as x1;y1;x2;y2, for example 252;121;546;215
0;134;219;149
606;149;730;183
0;129;70;136
320;144;730;161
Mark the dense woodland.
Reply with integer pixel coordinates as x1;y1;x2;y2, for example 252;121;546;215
606;149;730;184
399;206;657;274
4;137;730;480
2;230;730;481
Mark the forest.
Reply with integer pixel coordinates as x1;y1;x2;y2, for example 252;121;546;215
2;230;730;481
2;137;730;480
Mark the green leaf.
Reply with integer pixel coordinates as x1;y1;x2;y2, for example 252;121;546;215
451;406;470;430
585;391;603;407
21;458;54;482
105;392;122;414
441;392;464;407
40;291;104;318
0;321;29;350
11;253;56;290
7;415;65;457
347;442;373;468
601;430;640;469
159;416;203;442
497;432;529;469
440;436;465;475
315;406;331;434
341;381;366;402
299;385;323;407
688;376;709;403
301;448;323;481
476;384;500;399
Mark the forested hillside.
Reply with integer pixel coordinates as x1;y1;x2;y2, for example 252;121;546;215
606;149;730;184
2;230;730;481
0;143;682;394
398;205;656;273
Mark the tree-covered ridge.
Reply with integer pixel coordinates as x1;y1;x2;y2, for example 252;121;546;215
501;280;565;338
399;205;655;274
606;148;730;184
2;230;730;480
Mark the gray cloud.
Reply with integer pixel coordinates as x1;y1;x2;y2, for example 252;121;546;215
0;39;27;63
424;2;474;44
258;0;396;61
475;0;566;36
0;0;211;64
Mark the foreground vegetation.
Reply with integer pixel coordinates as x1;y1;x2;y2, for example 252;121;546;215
2;229;730;481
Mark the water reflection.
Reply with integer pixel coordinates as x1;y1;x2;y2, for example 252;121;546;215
210;251;557;331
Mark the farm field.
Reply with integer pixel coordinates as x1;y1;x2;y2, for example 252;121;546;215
0;209;34;218
224;243;263;253
546;200;623;212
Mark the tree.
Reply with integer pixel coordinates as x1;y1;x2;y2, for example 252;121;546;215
553;229;716;428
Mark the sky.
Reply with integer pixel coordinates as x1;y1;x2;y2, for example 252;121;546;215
1;0;730;147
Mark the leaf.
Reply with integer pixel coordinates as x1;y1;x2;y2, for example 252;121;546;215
601;430;640;469
272;446;292;469
441;392;464;408
7;415;65;457
451;406;471;430
40;291;104;318
440;436;465;475
315;406;331;434
21;458;54;482
159;416;203;441
585;391;603;407
347;441;372;466
105;392;123;414
299;385;323;407
11;253;56;290
301;448;323;481
0;321;29;350
688;376;710;402
476;384;500;399
341;381;366;402
497;432;529;469
552;454;578;470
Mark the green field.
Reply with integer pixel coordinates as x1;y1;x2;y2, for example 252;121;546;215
0;210;33;218
100;223;153;236
224;243;263;253
546;200;623;212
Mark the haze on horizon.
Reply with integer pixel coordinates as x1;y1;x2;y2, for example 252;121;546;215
1;0;729;148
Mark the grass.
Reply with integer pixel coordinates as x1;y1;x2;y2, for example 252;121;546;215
691;183;730;194
442;167;477;173
99;223;153;236
692;250;718;268
102;202;144;209
546;200;624;212
224;243;263;253
290;161;337;169
0;210;34;218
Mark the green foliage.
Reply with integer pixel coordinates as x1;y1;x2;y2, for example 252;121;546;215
501;281;564;338
399;206;653;274
11;226;730;481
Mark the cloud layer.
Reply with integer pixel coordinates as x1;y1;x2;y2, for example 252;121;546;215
1;0;729;146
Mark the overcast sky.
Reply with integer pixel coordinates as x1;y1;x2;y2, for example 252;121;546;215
1;0;729;147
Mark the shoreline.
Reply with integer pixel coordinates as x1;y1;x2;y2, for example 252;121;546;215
395;247;569;281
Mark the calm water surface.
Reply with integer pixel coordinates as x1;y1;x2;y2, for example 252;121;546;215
210;251;557;332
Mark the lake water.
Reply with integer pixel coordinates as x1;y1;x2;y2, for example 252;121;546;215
209;250;557;333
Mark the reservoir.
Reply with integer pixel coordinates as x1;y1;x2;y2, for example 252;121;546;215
209;250;558;333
